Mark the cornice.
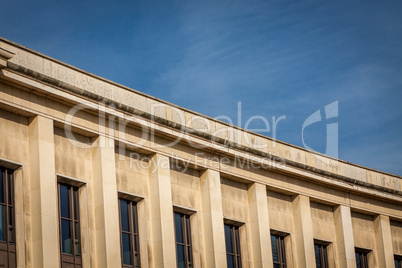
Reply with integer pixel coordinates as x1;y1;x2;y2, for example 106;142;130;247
2;62;402;199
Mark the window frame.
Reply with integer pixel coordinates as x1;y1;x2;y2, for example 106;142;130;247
174;212;193;268
0;167;16;267
57;182;82;267
271;234;287;268
119;198;141;268
224;224;242;268
314;242;328;268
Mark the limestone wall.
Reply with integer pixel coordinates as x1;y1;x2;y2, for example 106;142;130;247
170;166;201;210
221;178;249;221
54;127;92;182
267;190;294;233
115;149;150;197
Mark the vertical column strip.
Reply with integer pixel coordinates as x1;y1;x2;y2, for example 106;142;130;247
91;136;121;267
148;153;176;267
247;182;273;268
28;115;59;268
374;214;394;268
334;205;356;268
292;194;315;268
200;169;226;267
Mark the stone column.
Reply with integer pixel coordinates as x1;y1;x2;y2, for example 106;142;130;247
334;205;356;268
292;195;315;268
91;136;121;267
200;169;226;267
374;215;394;268
148;153;176;267
248;182;273;268
29;115;59;268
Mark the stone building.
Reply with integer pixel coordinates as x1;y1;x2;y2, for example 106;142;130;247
0;37;401;268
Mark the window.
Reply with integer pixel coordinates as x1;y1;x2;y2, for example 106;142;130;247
314;243;328;268
119;199;140;267
395;255;402;268
0;167;16;268
271;234;287;268
355;249;369;268
224;224;242;268
174;212;193;268
58;183;81;267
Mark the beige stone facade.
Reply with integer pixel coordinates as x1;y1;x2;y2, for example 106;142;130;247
0;37;401;268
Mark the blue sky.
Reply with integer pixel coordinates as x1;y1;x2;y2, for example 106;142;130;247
1;0;401;175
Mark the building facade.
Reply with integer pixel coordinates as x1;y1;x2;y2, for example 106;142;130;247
0;37;401;268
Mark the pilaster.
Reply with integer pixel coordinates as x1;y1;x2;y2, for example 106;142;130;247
200;169;226;268
374;214;394;268
292;195;315;268
91;136;121;267
28;115;59;268
334;205;356;268
148;153;176;267
248;182;273;268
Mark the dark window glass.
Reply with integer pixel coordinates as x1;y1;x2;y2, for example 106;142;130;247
174;212;193;268
0;168;17;266
395;255;402;268
0;171;3;203
60;185;70;218
119;199;140;267
120;200;130;232
0;205;4;241
175;213;184;243
224;224;241;268
314;243;328;268
122;233;132;265
271;235;278;262
225;225;233;253
271;234;287;268
177;244;185;268
355;252;361;268
61;219;72;254
227;255;234;268
355;250;368;268
58;183;81;267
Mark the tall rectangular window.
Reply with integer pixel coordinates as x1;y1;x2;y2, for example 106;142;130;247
355;249;368;268
119;199;140;267
0;167;16;268
224;224;242;268
314;243;328;268
271;234;286;268
395;255;402;268
174;212;193;268
58;183;81;267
